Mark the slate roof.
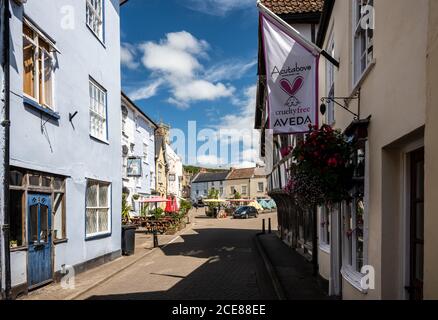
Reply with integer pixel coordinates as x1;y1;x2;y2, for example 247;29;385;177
192;171;230;183
262;0;324;15
227;168;256;180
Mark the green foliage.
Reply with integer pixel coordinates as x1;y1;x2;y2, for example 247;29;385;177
208;188;219;200
122;194;132;223
233;191;242;200
132;194;140;200
140;203;149;217
207;188;220;209
183;165;202;175
150;207;164;220
179;199;192;215
287;125;354;207
183;165;228;174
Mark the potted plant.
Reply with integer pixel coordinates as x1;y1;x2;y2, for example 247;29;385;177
285;124;355;208
121;194;136;256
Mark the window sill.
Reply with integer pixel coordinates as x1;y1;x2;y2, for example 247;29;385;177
341;266;368;294
319;244;330;254
351;59;376;98
85;232;112;242
90;134;110;145
23;96;60;120
10;246;28;252
54;238;68;245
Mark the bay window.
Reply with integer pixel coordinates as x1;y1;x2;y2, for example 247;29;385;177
86;0;104;41
320;206;331;246
353;0;374;84
86;180;111;238
89;79;108;141
342;140;367;275
23;22;55;109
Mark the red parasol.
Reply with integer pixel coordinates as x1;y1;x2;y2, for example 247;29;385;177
173;197;179;212
165;196;173;212
140;197;171;203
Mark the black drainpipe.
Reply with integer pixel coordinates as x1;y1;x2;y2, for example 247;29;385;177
1;0;11;300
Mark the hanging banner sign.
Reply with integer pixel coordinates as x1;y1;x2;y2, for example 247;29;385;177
261;13;319;134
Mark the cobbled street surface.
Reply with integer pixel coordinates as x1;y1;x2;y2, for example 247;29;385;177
78;210;278;300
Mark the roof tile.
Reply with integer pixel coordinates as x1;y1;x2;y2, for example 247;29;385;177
262;0;324;15
227;168;256;180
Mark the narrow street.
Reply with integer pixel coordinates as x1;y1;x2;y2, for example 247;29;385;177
75;210;278;300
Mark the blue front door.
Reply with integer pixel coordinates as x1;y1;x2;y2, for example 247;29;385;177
28;194;53;288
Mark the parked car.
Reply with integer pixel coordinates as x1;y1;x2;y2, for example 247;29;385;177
233;206;258;219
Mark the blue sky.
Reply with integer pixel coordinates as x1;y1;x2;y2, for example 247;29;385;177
120;0;261;168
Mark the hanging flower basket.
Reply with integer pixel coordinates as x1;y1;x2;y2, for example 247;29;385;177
285;125;354;208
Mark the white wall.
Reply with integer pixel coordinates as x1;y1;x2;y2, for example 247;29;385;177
9;0;122;286
121;97;156;213
166;144;183;200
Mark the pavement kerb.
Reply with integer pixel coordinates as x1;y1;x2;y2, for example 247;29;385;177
67;215;197;300
253;233;287;301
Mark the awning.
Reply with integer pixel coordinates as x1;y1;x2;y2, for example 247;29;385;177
140;197;170;203
203;199;227;203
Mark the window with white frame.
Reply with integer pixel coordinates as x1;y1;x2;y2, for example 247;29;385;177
121;105;128;135
342;142;366;273
86;180;111;237
258;182;264;192
23;22;55;110
320;206;331;246
150;172;154;187
89;79;107;141
353;0;374;84
326;32;335;125
241;185;247;195
143;142;148;163
86;0;104;41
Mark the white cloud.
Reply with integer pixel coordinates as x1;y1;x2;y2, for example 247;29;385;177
139;31;207;78
128;79;163;101
206;85;264;168
185;0;255;16
137;31;235;107
173;80;234;102
205;59;257;82
121;43;139;69
197;154;226;167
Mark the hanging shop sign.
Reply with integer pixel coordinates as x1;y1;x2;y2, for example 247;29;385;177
260;13;319;134
127;157;142;177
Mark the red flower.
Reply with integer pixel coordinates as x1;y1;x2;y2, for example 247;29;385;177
327;157;338;167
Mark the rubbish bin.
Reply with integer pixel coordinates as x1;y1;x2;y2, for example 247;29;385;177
121;224;136;256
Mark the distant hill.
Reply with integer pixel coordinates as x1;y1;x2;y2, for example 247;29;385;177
183;165;228;175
